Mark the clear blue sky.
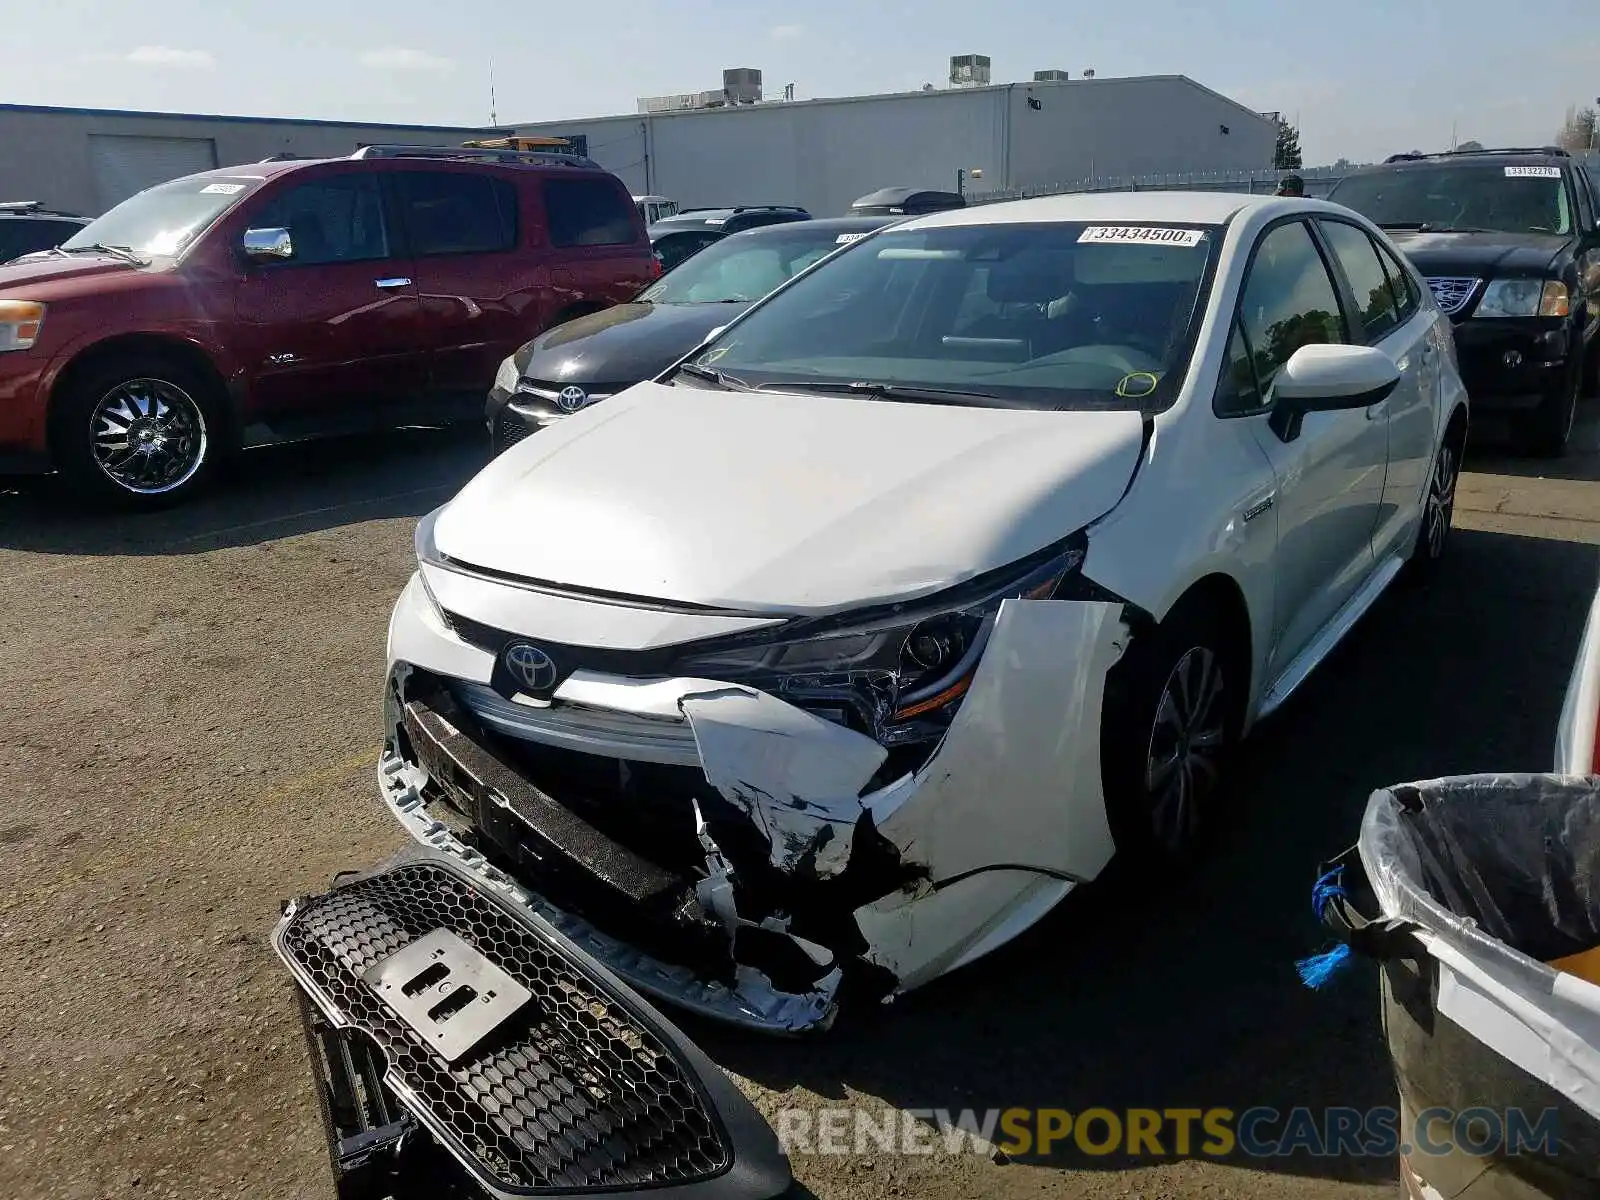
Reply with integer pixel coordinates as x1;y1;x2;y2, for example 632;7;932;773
4;0;1596;165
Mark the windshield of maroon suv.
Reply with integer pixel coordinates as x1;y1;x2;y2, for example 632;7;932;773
678;221;1220;412
60;175;258;257
1329;163;1573;236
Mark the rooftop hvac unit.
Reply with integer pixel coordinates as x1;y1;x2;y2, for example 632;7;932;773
948;54;991;87
722;67;762;104
1033;69;1069;81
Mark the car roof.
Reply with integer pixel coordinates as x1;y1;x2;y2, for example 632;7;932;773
897;189;1259;231
1347;148;1574;174
654;206;808;224
724;215;900;238
852;186;965;207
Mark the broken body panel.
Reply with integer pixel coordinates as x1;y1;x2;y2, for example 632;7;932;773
384;571;1129;1033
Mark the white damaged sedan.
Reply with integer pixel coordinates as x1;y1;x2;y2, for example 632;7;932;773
381;192;1469;1032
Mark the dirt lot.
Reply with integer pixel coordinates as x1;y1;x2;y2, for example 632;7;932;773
3;402;1600;1200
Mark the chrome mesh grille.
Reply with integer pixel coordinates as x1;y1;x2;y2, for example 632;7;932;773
278;861;730;1192
1425;276;1480;316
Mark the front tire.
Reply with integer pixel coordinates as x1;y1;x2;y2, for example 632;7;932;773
1103;599;1241;863
1406;426;1462;582
1519;353;1581;458
52;356;225;508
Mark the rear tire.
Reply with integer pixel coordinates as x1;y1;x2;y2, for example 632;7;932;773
51;355;227;509
1102;598;1242;865
1519;353;1581;458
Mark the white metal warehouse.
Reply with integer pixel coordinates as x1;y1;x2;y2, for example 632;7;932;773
515;74;1279;217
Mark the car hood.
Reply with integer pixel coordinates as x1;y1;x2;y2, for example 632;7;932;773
1384;230;1571;278
435;381;1146;613
514;302;742;386
0;253;147;298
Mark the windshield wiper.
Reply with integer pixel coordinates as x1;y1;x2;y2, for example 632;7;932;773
674;361;752;390
62;243;148;265
1418;223;1492;233
756;379;1005;406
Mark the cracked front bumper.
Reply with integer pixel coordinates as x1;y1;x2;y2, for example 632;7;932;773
381;569;1128;1033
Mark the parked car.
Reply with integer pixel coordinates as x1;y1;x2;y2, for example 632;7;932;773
634;194;680;225
486;215;904;453
1555;572;1600;775
1327;146;1600;456
380;191;1469;1032
0;144;654;505
648;206;812;273
849;186;967;216
0;201;89;263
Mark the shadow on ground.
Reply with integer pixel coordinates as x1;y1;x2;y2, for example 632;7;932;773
697;527;1600;1185
0;424;487;557
1463;390;1600;482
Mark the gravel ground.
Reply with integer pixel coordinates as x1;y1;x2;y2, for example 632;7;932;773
2;399;1599;1200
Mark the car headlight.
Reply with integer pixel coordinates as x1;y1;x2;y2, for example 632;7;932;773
1476;278;1569;319
674;537;1088;747
493;355;521;394
0;299;45;352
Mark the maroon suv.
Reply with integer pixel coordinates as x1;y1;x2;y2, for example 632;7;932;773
0;147;656;505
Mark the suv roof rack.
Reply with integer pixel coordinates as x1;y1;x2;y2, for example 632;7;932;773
0;200;43;212
349;143;603;170
1385;145;1571;164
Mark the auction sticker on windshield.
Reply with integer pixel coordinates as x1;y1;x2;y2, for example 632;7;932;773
1079;226;1206;247
1504;166;1562;178
199;183;247;194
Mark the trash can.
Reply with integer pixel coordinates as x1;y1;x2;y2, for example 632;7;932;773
1306;774;1600;1198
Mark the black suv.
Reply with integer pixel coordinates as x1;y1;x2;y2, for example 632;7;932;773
1327;147;1600;455
0;201;88;263
647;206;811;272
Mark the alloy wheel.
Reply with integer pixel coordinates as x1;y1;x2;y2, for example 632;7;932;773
1144;646;1227;853
89;378;208;495
1424;443;1458;560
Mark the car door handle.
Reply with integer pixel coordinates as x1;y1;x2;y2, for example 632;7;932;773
374;277;412;289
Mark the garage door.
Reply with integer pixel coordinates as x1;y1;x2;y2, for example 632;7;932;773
88;135;219;212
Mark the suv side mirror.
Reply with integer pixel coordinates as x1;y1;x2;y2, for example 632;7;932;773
1267;343;1400;442
242;227;293;262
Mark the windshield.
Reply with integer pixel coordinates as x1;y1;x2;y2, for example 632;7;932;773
639;227;867;303
678;221;1220;411
1328;163;1573;236
60;175;257;257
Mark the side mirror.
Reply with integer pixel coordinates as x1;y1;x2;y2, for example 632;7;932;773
242;227;293;262
1267;343;1400;442
703;324;727;343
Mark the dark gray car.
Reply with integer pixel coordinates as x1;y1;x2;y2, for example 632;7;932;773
486;215;901;453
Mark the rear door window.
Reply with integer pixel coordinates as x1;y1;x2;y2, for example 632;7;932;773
1316;218;1403;342
394;171;517;255
543;178;638;247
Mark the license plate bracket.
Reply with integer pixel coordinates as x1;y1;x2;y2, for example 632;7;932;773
362;928;532;1063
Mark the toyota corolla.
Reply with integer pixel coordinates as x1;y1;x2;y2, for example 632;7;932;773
379;191;1470;1033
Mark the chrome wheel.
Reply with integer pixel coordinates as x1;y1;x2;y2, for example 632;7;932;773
1423;443;1458;560
1144;646;1226;852
89;378;208;495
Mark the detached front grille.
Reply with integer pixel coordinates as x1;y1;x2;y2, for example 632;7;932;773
1425;276;1480;317
277;859;731;1194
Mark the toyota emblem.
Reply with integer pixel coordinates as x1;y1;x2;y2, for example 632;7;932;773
503;642;559;695
556;386;589;414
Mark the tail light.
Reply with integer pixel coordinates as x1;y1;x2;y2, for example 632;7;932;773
647;252;663;280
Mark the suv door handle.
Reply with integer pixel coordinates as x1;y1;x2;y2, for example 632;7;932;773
374;277;412;289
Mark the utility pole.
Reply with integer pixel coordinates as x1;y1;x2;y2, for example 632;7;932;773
489;65;498;128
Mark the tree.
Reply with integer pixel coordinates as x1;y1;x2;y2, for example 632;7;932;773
1455;139;1483;152
1556;105;1598;152
1274;120;1303;171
